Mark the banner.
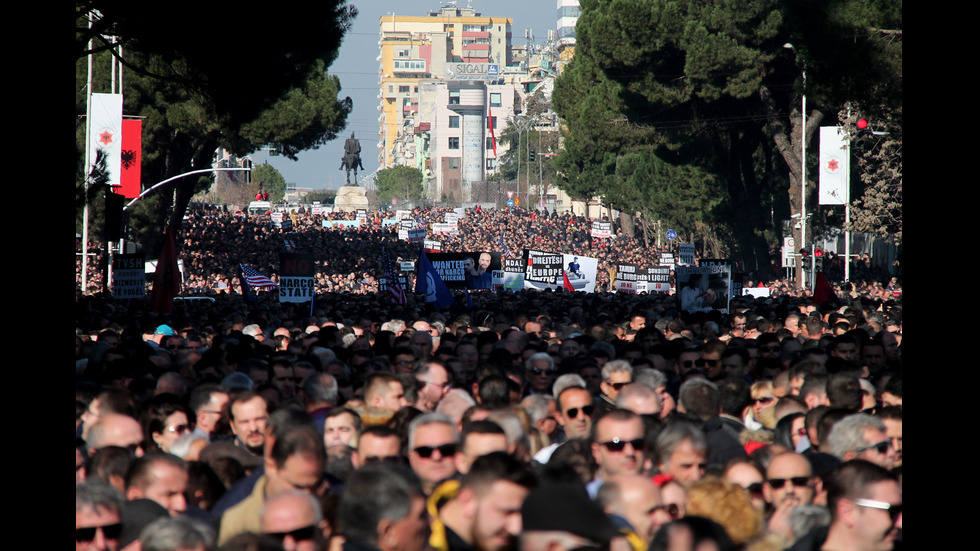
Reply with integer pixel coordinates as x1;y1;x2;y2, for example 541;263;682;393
322;220;362;229
524;249;564;288
424;239;442;252
523;250;598;293
642;266;672;293
819;126;848;205
501;258;525;291
88;93;123;189
111;253;146;299
279;253;315;303
119;119;142;199
591;221;611;239
398;220;426;241
678;244;696;266
425;252;503;290
659;252;675;269
615;263;638;294
701;259;741;299
433;223;458;234
676;265;732;314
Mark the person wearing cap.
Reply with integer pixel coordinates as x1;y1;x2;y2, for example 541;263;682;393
520;484;623;551
146;325;176;348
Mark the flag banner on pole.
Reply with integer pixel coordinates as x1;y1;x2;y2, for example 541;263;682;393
239;264;278;291
88;93;123;189
383;248;407;305
119;119;142;199
151;226;181;313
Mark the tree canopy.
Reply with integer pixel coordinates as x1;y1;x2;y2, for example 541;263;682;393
374;166;424;206
554;0;902;273
76;1;357;254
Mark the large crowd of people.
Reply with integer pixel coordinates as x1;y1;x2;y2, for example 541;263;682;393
76;206;903;551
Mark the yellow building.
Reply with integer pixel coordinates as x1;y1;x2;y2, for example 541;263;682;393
378;4;513;173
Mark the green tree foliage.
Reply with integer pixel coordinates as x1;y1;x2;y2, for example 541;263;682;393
304;189;337;205
555;0;901;274
496;128;560;197
842;107;902;243
249;164;287;203
76;1;356;254
375;166;424;206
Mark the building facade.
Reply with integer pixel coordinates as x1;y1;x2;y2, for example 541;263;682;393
378;4;520;202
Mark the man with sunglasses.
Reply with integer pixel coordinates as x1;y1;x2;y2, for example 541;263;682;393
763;452;819;540
596;360;633;418
408;412;460;495
77;481;124;551
826;413;897;470
789;460;901;551
531;385;594;464
261;491;328;551
587;409;646;498
525;353;557;396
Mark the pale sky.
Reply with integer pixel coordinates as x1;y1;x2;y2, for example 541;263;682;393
248;0;559;190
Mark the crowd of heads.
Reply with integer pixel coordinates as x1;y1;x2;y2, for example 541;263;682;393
76;207;902;551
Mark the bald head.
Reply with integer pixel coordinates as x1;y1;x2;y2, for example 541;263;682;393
87;414;144;457
262;490;323;536
616;383;663;416
598;474;670;545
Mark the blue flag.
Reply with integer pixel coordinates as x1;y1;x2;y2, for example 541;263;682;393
416;250;454;309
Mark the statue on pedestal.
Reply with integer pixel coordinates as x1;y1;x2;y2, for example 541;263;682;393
340;132;365;185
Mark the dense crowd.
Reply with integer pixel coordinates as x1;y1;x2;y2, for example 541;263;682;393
75;207;903;551
76;205;901;300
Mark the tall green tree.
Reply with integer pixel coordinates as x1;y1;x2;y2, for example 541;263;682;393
76;1;356;255
375;166;424;206
554;0;900;276
250;164;288;203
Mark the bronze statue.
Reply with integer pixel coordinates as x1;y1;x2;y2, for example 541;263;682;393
340;132;364;185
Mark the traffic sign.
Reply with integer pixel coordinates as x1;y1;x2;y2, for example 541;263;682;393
506;191;514;199
507;199;514;207
666;229;677;241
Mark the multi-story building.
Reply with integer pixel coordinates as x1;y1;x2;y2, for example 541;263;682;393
378;4;521;202
557;0;581;49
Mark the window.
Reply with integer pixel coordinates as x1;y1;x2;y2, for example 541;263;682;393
486;116;497;129
449;158;460;169
398;85;410;93
486;137;495;150
449;116;460;128
486;158;496;170
388;85;393;93
490;93;501;107
449;90;460;105
398;49;409;57
449;137;460;149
